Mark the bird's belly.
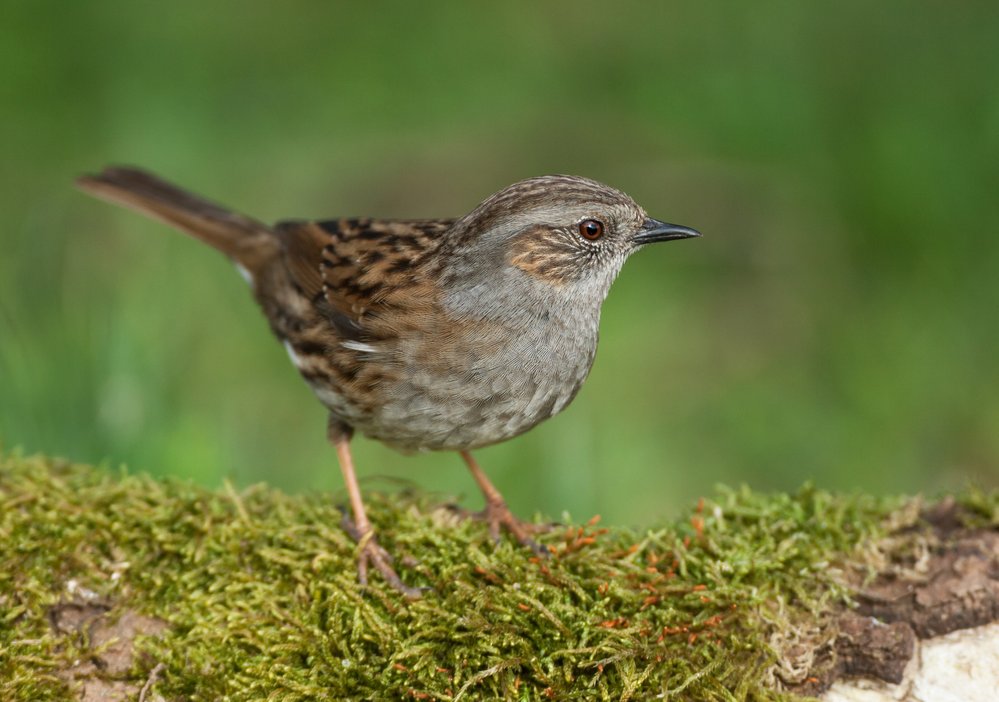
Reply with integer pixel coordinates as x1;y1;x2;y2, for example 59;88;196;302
364;368;583;452
284;343;570;451
289;312;599;453
364;322;596;452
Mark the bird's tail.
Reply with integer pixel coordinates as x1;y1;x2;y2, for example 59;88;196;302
76;166;279;276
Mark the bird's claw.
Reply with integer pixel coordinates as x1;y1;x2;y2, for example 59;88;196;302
340;512;424;599
475;497;552;558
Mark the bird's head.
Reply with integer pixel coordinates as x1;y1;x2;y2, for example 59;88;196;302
448;174;699;303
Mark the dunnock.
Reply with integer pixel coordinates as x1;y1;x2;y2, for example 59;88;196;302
77;167;699;597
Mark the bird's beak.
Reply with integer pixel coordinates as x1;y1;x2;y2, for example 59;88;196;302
633;218;701;245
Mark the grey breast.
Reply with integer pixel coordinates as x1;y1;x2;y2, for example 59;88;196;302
364;289;601;453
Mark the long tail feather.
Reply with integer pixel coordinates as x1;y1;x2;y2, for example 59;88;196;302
76;166;278;274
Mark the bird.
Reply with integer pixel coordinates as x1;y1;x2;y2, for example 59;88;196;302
77;166;700;597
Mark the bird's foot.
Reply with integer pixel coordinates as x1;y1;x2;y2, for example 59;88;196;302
474;497;552;557
340;513;424;599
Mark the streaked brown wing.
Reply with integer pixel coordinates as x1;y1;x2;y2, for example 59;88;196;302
275;217;454;341
274;219;328;301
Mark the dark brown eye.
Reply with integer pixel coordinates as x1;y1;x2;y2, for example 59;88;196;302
578;219;604;241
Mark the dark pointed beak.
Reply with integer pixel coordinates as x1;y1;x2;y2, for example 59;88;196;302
633;218;701;245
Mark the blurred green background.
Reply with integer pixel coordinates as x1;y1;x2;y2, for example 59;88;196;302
2;1;997;526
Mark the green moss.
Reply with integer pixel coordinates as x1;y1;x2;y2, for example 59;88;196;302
2;452;992;700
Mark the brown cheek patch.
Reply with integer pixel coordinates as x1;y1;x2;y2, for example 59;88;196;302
507;227;585;285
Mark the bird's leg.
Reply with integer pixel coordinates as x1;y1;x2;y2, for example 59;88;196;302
329;420;422;598
459;450;549;557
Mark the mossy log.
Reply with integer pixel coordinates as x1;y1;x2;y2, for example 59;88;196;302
1;453;997;701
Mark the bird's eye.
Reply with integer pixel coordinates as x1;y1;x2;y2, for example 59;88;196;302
578;219;604;241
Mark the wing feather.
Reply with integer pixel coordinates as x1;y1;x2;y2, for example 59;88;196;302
274;217;454;343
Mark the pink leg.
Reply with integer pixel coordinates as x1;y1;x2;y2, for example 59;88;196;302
460;450;548;556
331;428;422;598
